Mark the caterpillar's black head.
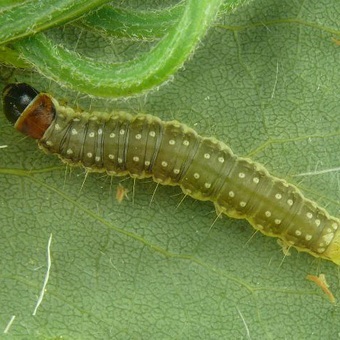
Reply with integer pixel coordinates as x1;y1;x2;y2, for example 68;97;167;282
2;83;56;139
3;83;39;124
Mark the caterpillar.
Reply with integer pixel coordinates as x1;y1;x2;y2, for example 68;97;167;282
3;83;340;265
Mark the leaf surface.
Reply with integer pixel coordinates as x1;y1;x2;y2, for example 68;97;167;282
1;0;340;338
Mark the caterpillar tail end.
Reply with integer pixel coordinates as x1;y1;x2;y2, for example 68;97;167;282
323;232;340;265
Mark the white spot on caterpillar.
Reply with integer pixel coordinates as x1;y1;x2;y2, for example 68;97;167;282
87;152;93;158
287;199;294;206
295;230;302;236
193;173;200;179
89;132;95;138
238;172;245;178
110;133;116;138
133;156;139;162
120;129;125;135
135;134;142;140
149;131;156;137
145;160;151;166
204;183;211;188
118;158;123;163
332;222;338;230
204;153;211;159
98;128;103;135
95;156;100;162
305;234;312;241
71;128;78;135
265;211;271;217
108;154;114;160
161;161;168;167
274;219;281;225
228;191;235;198
323;233;334;245
218;157;224;163
173;169;180;174
66;148;73;155
46;140;53;146
183;140;190;146
55;123;61;130
169;139;175;145
315;219;321;227
275;193;282;200
317;248;325;253
253;177;259;184
306;212;313;219
240;201;247;207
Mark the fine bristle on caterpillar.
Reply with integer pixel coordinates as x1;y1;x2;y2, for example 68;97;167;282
3;83;340;265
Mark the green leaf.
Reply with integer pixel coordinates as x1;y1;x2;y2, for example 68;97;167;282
1;0;340;338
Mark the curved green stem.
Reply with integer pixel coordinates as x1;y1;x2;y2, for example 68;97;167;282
77;2;184;40
0;0;112;45
76;0;251;41
14;0;225;98
220;0;253;12
0;46;29;68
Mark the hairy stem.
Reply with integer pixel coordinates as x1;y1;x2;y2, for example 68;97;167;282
77;2;184;40
0;0;111;45
14;0;225;98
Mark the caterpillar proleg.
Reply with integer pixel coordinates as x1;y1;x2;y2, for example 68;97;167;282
3;83;340;265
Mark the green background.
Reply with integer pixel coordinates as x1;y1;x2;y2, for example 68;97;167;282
1;0;340;338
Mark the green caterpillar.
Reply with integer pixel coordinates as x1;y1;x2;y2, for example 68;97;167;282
3;83;340;265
